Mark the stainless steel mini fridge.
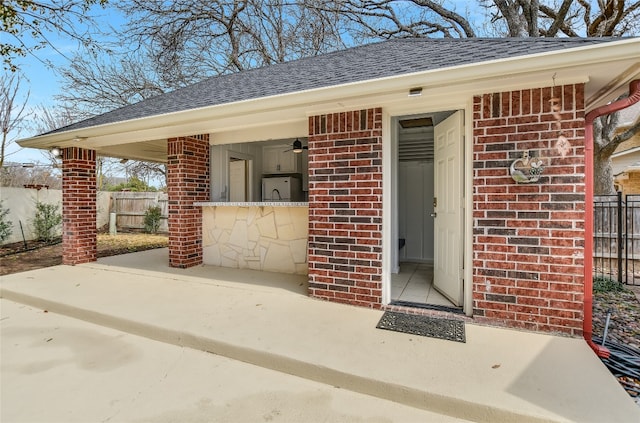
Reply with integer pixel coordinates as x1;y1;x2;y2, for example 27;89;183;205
262;176;303;201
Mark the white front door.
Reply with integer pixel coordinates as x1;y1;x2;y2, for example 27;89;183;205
433;111;463;306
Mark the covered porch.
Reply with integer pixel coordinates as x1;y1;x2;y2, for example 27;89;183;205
17;37;640;336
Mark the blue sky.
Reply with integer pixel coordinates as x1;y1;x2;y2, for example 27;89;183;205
6;0;482;166
7;3;122;165
7;53;63;164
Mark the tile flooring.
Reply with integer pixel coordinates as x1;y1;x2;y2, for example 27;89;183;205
391;262;455;307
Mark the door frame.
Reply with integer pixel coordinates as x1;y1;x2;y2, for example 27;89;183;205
382;102;473;316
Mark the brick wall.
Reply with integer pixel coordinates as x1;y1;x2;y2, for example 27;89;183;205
472;84;586;335
167;134;210;268
307;108;383;308
62;147;97;265
616;171;640;196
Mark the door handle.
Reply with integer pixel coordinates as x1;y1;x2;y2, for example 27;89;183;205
430;212;437;218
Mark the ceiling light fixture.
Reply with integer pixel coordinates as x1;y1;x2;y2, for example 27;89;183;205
408;87;423;97
292;139;304;154
50;147;62;159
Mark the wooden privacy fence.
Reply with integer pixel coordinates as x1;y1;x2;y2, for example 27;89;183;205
594;193;640;285
110;192;168;233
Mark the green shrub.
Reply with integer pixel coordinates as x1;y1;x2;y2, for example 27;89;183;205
31;202;62;243
593;275;625;293
143;205;162;234
0;200;13;243
106;176;157;192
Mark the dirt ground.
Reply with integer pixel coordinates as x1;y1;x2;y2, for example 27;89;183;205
0;233;168;276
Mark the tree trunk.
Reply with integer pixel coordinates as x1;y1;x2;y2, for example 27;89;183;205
594;152;617;195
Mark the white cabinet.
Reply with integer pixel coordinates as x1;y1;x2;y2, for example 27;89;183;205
263;145;298;173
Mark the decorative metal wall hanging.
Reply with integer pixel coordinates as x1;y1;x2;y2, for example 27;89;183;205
510;151;545;183
550;74;571;158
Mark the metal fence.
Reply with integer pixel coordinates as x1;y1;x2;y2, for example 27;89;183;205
594;192;640;285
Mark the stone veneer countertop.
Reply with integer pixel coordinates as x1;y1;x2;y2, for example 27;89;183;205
195;202;308;207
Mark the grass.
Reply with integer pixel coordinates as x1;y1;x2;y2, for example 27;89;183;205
97;233;168;253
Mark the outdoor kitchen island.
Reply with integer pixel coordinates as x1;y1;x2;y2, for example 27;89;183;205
195;202;309;275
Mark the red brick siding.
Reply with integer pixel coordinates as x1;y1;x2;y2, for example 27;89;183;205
473;84;586;335
167;134;210;268
307;108;384;308
62;147;97;265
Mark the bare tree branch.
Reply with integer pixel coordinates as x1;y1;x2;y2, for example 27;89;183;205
307;0;475;39
123;160;167;188
0;73;30;167
494;0;528;36
116;0;346;86
612;119;640;146
1;0;108;72
410;0;476;37
0;163;62;189
575;0;593;29
539;3;580;37
51;0;640;195
593;92;640;194
57;51;166;115
543;0;574;36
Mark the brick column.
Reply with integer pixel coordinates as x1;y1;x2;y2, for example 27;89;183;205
472;84;585;335
62;147;97;265
307;108;383;308
167;134;210;268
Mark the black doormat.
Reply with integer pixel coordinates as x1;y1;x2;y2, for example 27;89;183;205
376;311;466;343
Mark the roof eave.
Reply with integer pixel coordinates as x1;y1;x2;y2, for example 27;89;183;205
18;38;640;150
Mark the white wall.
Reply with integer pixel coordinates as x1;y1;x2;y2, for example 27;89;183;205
210;143;263;201
96;191;111;229
612;147;640;175
398;161;434;262
0;187;111;245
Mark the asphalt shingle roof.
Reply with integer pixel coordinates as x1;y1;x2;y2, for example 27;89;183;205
51;37;616;134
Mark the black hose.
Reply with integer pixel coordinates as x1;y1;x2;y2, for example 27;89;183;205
593;335;640;398
0;239;63;258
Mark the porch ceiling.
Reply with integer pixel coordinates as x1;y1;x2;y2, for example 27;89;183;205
97;140;167;163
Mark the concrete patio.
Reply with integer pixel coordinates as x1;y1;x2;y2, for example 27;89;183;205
1;248;639;422
1;299;467;422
